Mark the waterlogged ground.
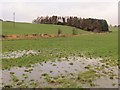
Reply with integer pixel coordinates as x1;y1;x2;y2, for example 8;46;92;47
1;50;39;59
2;51;118;88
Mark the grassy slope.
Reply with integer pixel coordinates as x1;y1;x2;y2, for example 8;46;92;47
2;22;118;69
2;21;88;35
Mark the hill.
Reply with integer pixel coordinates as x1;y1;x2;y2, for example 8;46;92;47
33;16;109;32
2;21;89;35
2;21;118;59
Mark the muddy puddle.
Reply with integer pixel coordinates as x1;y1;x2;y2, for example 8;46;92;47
2;56;118;88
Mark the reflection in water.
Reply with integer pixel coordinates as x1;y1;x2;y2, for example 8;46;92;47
2;56;118;88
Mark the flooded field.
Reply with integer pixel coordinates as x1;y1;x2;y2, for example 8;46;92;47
1;50;39;59
2;56;118;88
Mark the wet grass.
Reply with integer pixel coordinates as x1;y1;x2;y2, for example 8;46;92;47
2;22;118;88
2;27;118;69
2;56;118;88
36;69;98;88
77;70;96;82
11;74;19;82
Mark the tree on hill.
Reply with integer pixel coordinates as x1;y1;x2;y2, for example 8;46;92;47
33;16;109;32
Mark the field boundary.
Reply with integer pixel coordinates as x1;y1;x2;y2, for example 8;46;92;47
1;32;110;40
1;34;79;40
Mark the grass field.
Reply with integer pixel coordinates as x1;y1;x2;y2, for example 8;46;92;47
1;21;118;88
2;21;118;69
2;21;89;35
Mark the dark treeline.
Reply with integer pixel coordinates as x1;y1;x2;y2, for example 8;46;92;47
33;16;109;32
0;19;3;21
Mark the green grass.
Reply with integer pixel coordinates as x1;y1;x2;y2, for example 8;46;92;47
2;21;88;35
2;22;118;69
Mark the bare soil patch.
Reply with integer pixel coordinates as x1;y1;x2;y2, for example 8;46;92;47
1;34;79;40
1;32;109;40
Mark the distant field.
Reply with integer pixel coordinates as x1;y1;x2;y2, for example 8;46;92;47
2;22;118;69
2;21;88;35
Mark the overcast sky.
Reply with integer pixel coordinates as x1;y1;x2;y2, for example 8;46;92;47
0;0;119;25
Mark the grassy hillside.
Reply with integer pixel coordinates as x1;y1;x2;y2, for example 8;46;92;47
2;22;118;69
2;21;88;35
